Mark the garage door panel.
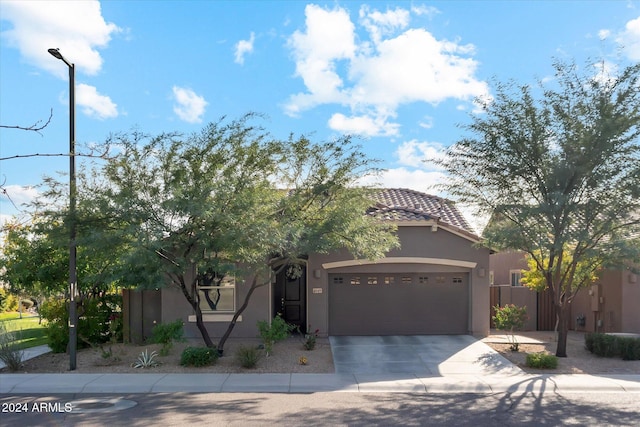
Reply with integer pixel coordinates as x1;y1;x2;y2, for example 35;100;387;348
329;273;468;335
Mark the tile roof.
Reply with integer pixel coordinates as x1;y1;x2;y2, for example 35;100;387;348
368;188;475;235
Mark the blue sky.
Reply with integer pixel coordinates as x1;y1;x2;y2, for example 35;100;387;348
1;1;640;231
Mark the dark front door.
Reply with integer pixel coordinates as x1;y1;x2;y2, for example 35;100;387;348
273;264;306;332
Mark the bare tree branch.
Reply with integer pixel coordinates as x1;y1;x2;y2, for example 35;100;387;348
0;109;53;135
0;151;114;161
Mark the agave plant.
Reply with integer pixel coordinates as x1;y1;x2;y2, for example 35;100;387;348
132;349;159;368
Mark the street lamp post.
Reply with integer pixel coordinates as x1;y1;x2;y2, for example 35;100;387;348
47;48;77;371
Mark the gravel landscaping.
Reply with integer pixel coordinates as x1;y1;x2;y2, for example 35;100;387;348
484;330;640;375
11;337;335;374
5;330;639;375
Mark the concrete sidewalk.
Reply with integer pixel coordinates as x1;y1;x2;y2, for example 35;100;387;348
1;371;639;394
2;340;639;395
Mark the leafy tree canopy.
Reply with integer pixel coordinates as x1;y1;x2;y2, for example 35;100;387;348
76;114;399;349
437;60;640;356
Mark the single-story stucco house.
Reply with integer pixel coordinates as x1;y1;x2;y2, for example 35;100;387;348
124;188;491;341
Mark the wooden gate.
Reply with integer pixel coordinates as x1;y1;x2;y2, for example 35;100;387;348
489;286;501;328
536;288;557;331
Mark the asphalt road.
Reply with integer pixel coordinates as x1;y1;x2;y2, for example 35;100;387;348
1;392;639;426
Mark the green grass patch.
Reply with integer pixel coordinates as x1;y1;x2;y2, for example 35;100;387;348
0;313;48;350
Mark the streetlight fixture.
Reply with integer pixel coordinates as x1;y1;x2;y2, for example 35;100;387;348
48;47;77;371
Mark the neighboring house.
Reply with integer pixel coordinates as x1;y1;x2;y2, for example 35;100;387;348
489;252;640;334
124;188;491;341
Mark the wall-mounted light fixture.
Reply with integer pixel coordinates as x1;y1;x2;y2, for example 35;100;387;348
478;268;486;278
313;269;322;279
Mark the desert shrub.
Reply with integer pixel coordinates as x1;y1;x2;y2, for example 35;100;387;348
584;332;596;353
39;294;122;353
235;345;261;369
108;312;123;343
301;326;319;350
526;352;558;369
587;333;640;360
151;319;185;356
618;337;640;361
0;322;24;371
0;288;9;312
492;304;528;351
257;314;295;356
180;346;218;367
132;349;159;368
79;297;114;345
3;293;19;312
588;333;619;358
39;298;69;353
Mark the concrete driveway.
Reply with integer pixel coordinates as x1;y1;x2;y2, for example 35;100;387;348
329;335;522;376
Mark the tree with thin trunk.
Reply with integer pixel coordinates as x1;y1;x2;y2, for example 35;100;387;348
436;60;640;357
87;115;398;351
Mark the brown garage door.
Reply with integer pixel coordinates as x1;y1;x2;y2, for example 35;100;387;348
328;272;469;335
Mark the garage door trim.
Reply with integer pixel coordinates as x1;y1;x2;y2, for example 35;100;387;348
322;257;477;270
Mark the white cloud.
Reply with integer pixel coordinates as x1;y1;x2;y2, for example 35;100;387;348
358;167;446;193
616;16;640;60
598;29;611;40
359;5;410;46
285;4;489;137
418;116;433;129
328;112;399;137
1;185;39;211
592;60;619;86
172;86;208;123
234;32;255;65
1;0;120;78
76;83;118;119
395;140;446;168
285;4;356;116
411;5;440;17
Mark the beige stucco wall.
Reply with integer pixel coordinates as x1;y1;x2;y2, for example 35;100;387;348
161;224;491;339
308;225;491;337
161;271;270;341
621;270;640;333
493;285;538;331
571;268;640;334
490;251;528;285
491;251;639;334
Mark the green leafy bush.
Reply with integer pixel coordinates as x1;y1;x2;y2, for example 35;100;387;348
584;332;595;353
39;294;122;353
618;337;640;361
3;293;19;313
0;288;9;312
586;333;640;360
526;352;558;369
151;319;184;356
180;346;218;367
235;345;261;369
302;326;319;350
257;315;295;356
151;319;184;344
39;299;69;353
492;304;528;351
